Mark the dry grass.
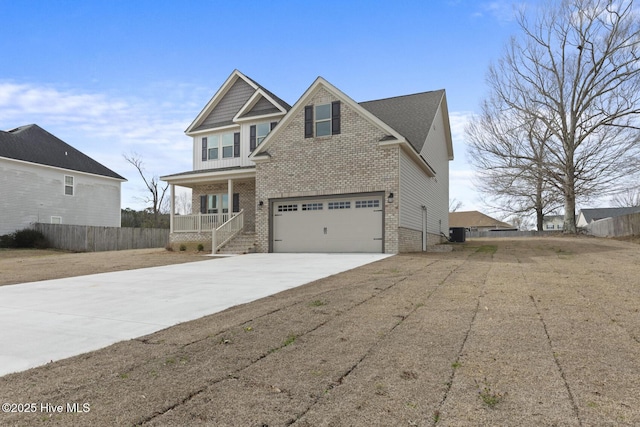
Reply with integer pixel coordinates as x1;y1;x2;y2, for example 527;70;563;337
1;237;640;426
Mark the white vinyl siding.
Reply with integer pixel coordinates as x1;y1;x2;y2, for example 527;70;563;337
399;104;450;236
0;158;122;235
193;121;280;170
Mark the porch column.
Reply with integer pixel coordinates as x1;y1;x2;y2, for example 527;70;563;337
169;184;175;233
228;178;233;216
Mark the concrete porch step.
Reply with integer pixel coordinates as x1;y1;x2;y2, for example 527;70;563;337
217;232;256;254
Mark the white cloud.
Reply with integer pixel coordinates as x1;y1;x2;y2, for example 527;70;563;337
474;1;526;23
0;81;199;210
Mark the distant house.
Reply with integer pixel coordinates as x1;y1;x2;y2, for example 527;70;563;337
0;124;126;235
577;207;640;228
542;215;564;231
161;70;454;253
449;210;514;232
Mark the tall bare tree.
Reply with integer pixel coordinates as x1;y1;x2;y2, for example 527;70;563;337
485;0;640;233
123;152;169;227
611;188;640;207
466;102;564;231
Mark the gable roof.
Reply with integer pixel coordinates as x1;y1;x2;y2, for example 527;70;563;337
0;124;126;180
449;210;513;229
251;77;450;176
186;70;291;134
579;207;640;223
360;90;450;155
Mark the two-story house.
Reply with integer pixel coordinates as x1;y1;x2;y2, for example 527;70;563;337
0;124;126;235
161;70;453;253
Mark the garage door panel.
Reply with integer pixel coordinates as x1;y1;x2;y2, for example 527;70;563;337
272;195;383;253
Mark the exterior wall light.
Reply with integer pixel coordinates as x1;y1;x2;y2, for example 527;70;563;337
387;192;394;203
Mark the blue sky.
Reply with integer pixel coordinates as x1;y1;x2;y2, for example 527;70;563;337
1;0;526;215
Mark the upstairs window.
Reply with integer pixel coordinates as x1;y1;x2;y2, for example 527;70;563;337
201;132;240;161
221;133;234;158
64;175;74;196
250;121;277;152
305;101;341;138
315;104;331;136
256;123;271;146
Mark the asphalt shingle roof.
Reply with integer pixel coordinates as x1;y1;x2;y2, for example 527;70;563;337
0;124;125;180
359;90;445;153
449;210;513;229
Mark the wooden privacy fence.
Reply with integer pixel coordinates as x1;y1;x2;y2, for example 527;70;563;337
585;212;640;238
32;223;169;252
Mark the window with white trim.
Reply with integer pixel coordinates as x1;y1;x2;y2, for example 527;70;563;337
205;132;236;160
64;175;74;196
207;194;229;214
315;104;331;136
51;216;62;224
256;122;271;146
304;101;340;138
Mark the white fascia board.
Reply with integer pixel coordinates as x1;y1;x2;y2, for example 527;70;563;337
233;90;288;123
0;156;127;182
234;111;286;124
186;123;241;136
185;70;258;134
250;154;271;163
161;167;256;186
439;93;454;161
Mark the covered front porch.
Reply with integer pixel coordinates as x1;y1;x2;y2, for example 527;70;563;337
161;167;256;251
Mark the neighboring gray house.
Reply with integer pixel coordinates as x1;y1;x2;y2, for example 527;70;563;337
542;215;564;231
577;207;640;228
162;70;454;253
0;124;126;235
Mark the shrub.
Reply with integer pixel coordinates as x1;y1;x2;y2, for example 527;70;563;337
197;243;204;252
179;244;187;252
0;234;14;248
0;229;49;249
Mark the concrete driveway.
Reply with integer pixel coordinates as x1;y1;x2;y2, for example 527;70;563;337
0;253;390;377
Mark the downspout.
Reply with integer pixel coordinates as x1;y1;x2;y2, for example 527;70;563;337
421;205;427;251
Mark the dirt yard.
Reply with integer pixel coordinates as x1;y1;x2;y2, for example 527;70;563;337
1;237;639;426
0;248;210;286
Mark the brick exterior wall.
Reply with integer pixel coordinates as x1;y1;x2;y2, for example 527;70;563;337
169;231;212;252
255;86;401;254
398;227;446;252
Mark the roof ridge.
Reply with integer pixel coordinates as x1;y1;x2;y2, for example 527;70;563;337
359;89;445;105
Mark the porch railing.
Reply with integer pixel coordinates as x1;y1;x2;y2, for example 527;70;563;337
212;210;244;253
173;213;229;232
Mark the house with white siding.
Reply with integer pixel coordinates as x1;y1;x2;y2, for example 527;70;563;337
0;124;126;235
161;70;453;253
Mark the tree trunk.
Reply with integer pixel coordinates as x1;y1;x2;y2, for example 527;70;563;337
563;172;577;233
536;207;544;232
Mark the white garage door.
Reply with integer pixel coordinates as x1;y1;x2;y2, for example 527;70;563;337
272;194;384;253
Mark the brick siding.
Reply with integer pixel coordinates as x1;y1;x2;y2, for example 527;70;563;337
255;87;401;253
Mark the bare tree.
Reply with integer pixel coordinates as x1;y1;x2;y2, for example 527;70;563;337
611;188;640;207
449;198;464;212
485;0;640;233
466;103;564;231
123;152;169;227
175;190;192;215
